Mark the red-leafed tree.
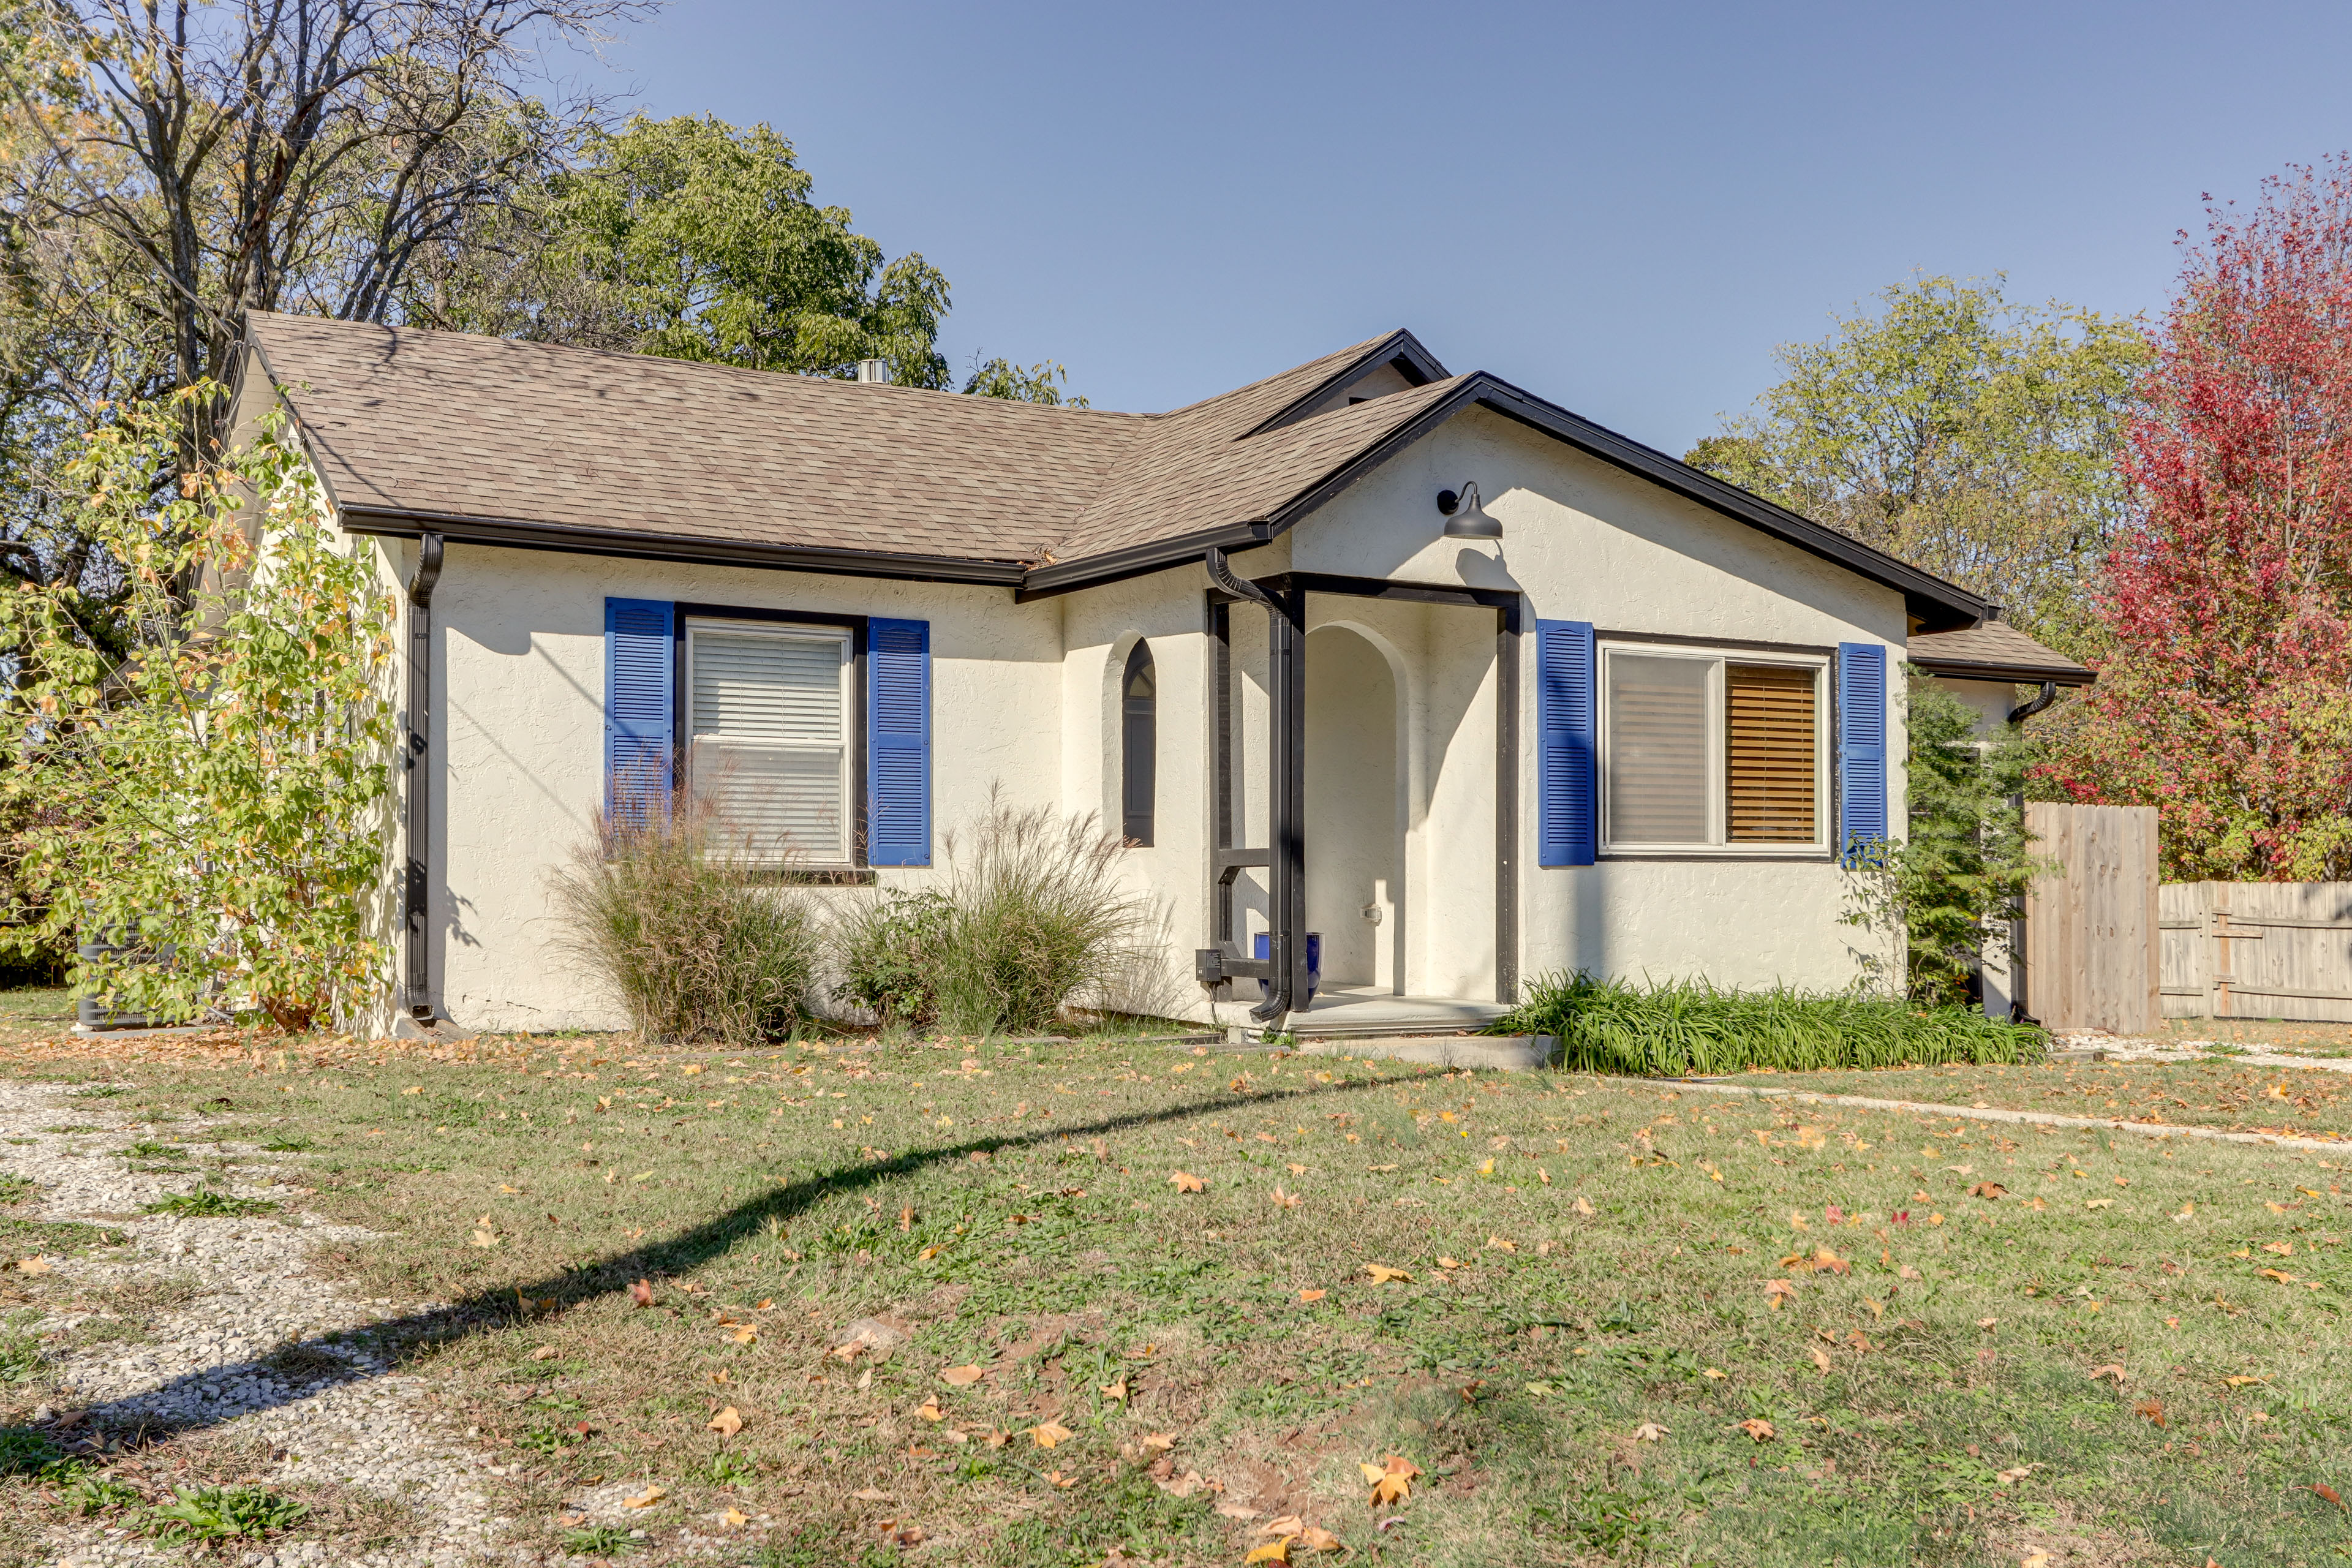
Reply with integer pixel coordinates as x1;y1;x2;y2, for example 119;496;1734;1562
2041;159;2352;881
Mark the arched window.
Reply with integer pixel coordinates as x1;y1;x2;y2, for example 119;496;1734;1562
1121;640;1156;846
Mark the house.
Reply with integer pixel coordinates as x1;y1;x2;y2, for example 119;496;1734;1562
232;315;1992;1039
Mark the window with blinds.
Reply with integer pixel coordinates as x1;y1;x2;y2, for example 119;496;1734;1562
1725;663;1819;842
687;624;851;861
1604;654;1712;845
1600;644;1823;853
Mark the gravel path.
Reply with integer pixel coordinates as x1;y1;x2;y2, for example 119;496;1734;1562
0;1078;527;1568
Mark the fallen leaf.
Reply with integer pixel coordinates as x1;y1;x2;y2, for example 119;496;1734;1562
1170;1170;1205;1194
12;1256;49;1276
916;1395;944;1422
1244;1540;1292;1564
1738;1418;1776;1442
2315;1483;2345;1508
1259;1515;1308;1537
630;1278;654;1308
1298;1287;1326;1303
2089;1364;2128;1384
1437;1257;1464;1270
729;1325;758;1344
1572;1196;1596;1216
1140;1431;1176;1451
1217;1499;1264;1520
1978;1317;1999;1330
1287;1163;1308;1174
1100;1378;1128;1401
1967;1181;2008;1199
1300;1526;1343;1551
622;1486;666;1509
2021;1553;2051;1568
2264;1241;2294;1256
1809;1346;1833;1374
529;1344;559;1362
2223;1375;2269;1387
2085;1199;2114;1209
941;1365;985;1386
1703;1366;1727;1379
2134;1397;2168;1429
1364;1262;1413;1284
1031;1420;1075;1449
1271;1186;1302;1209
1762;1279;1796;1309
706;1406;743;1436
2260;1268;2299;1283
722;1507;748;1526
1996;1464;2037;1485
1487;1234;1517;1253
1368;1453;1419;1506
1631;1421;1668;1442
469;1226;499;1249
851;1485;891;1501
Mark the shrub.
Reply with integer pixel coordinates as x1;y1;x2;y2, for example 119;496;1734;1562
831;793;1159;1037
549;802;818;1046
146;1485;307;1544
834;890;954;1027
1494;971;2046;1077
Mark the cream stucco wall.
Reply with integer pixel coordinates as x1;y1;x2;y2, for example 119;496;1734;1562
378;396;1915;1035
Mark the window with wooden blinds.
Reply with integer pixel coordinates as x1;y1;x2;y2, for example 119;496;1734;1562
686;624;851;862
1725;663;1819;842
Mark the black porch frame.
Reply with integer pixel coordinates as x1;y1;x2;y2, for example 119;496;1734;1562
1196;554;1523;1023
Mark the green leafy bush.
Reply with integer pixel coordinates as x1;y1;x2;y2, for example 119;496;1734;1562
0;388;394;1031
1494;972;2045;1077
834;890;954;1027
549;802;818;1046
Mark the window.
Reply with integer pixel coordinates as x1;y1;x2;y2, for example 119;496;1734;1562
1599;644;1825;853
685;621;852;861
1121;639;1156;845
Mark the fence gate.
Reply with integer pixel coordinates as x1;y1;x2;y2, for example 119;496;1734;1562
2022;802;2159;1035
2160;882;2352;1022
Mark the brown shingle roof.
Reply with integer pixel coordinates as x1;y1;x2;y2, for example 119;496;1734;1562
1908;620;2094;684
239;313;1991;629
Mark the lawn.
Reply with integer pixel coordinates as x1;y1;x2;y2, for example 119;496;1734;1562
4;1031;2350;1567
1747;1059;2352;1144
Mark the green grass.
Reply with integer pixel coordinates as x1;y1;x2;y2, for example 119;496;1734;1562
140;1186;277;1218
146;1485;308;1544
10;1034;2351;1567
1496;971;2048;1076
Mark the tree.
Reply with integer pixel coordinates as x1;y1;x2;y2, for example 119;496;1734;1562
404;114;954;385
1844;673;2042;1005
963;354;1088;407
2037;160;2352;882
1688;276;2148;657
0;386;394;1030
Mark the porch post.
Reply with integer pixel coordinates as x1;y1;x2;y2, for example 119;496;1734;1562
1267;585;1309;1024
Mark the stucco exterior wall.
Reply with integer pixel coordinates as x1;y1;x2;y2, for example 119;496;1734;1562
1287;404;1909;996
374;396;1920;1035
414;545;1064;1031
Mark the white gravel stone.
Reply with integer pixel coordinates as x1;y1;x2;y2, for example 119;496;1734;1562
0;1079;532;1567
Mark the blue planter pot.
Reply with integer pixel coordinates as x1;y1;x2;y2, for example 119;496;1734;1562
1251;932;1321;1005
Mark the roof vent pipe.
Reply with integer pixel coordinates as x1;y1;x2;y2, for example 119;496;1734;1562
855;359;890;383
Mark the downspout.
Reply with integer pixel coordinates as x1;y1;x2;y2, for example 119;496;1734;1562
1205;547;1300;1025
2007;680;2058;725
404;533;444;1025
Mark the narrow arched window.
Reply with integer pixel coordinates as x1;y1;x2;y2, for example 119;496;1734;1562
1121;640;1156;846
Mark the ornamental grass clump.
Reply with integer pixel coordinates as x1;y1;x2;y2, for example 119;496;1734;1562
549;799;818;1046
1496;971;2045;1077
836;791;1158;1036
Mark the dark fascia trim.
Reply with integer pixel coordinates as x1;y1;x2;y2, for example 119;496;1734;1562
340;505;1028;587
1243;329;1453;438
1911;657;2095;687
1013;521;1272;601
1252;570;1521;613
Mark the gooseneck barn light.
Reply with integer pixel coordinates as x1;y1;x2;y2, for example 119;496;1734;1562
1436;480;1502;540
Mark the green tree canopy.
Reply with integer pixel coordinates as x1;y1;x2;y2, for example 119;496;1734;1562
1686;275;2148;657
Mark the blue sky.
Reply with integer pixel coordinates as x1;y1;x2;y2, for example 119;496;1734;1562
578;1;2352;454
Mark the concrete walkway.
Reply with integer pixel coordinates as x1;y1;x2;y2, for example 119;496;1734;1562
1623;1076;2350;1154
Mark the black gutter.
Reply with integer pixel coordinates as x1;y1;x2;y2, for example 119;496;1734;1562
1016;522;1270;601
2007;680;2061;725
341;506;1028;587
1913;658;2095;687
404;532;444;1023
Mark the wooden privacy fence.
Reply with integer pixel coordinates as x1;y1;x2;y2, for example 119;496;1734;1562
2161;882;2352;1022
2022;802;2160;1035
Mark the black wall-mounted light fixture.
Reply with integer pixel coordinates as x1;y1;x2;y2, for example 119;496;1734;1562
1436;480;1502;540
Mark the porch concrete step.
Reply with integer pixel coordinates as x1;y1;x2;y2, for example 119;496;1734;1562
1281;989;1512;1038
1298;1034;1559;1072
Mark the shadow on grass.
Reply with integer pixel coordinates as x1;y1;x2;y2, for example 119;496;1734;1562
45;1071;1421;1450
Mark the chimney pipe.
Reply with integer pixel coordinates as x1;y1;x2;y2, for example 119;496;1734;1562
855;359;889;383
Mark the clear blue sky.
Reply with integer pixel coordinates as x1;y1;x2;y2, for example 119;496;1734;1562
579;0;2352;454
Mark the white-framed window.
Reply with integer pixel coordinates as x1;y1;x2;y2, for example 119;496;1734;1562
1599;642;1826;855
685;620;852;862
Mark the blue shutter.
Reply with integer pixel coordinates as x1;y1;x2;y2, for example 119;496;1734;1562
604;598;674;823
867;619;931;866
1837;641;1888;861
1536;619;1597;867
